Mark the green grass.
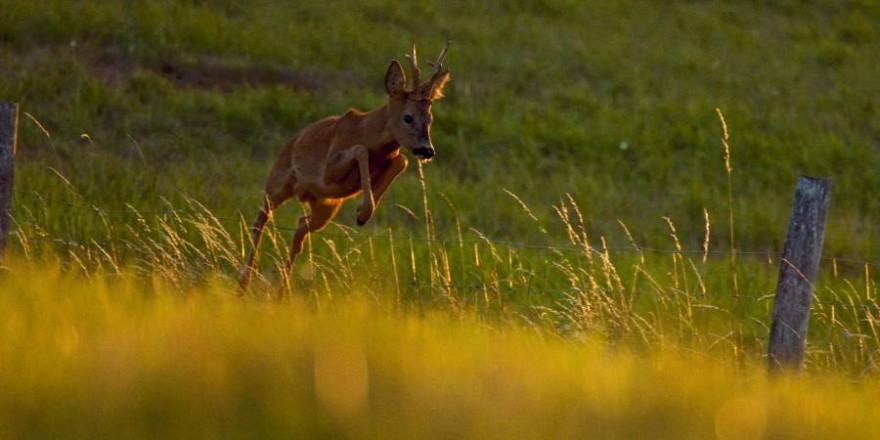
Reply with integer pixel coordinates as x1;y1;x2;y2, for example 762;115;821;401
1;0;879;257
1;0;880;437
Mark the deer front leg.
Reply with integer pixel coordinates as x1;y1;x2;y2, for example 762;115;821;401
369;154;408;213
325;144;375;226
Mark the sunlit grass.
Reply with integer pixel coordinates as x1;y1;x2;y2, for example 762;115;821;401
1;264;879;439
6;189;878;375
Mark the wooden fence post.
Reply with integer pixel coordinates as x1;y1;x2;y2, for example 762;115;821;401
767;176;832;372
0;101;18;261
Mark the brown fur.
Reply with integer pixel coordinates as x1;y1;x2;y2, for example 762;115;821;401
238;42;451;290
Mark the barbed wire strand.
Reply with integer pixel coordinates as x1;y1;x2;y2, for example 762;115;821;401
11;190;880;267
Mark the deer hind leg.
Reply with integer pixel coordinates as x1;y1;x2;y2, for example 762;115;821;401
324;144;375;226
238;181;295;290
282;197;342;286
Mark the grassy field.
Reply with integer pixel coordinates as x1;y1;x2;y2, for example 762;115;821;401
1;0;880;437
1;0;879;257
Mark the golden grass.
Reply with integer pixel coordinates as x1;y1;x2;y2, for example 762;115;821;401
1;263;879;439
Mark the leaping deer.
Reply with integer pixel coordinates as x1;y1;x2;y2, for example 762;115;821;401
238;41;451;290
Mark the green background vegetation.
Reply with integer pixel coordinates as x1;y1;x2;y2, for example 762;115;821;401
1;0;879;438
1;0;878;257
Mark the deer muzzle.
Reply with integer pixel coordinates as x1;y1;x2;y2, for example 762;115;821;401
413;146;435;160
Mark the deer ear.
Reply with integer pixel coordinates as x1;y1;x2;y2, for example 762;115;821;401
429;70;451;100
385;60;407;96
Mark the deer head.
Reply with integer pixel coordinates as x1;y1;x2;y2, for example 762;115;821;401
384;40;451;161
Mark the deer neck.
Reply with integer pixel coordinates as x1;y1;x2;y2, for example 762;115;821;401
358;104;399;155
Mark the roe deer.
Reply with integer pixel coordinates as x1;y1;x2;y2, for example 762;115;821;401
238;41;451;290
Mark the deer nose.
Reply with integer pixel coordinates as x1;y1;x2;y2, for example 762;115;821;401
414;146;435;160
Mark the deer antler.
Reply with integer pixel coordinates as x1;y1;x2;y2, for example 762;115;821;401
404;39;421;87
428;40;451;81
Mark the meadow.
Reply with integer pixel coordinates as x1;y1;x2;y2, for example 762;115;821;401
1;0;879;437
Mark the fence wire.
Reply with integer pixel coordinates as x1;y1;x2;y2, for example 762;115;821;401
11;189;880;268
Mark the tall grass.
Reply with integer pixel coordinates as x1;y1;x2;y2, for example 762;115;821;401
7;167;879;375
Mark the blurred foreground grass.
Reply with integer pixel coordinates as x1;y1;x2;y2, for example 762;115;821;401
1;263;880;440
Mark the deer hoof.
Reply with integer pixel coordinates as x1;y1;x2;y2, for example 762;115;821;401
237;268;251;290
356;204;373;226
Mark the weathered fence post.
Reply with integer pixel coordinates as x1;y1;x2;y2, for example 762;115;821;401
0;101;18;262
767;176;832;372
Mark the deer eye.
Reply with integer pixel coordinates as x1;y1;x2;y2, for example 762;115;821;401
402;114;414;124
